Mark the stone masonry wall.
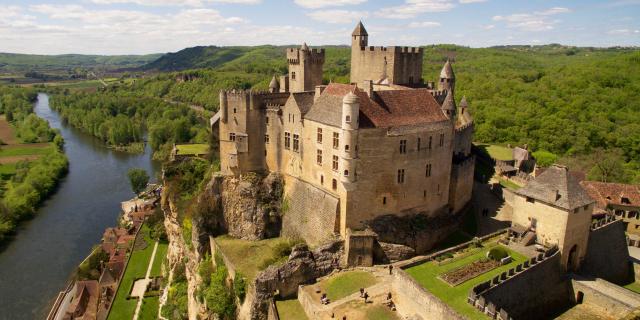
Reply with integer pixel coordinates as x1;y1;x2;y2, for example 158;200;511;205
582;219;633;284
281;177;339;246
393;269;465;320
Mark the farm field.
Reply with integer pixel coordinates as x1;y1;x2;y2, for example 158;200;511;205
0;116;55;176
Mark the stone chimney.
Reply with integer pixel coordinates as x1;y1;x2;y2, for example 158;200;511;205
362;80;373;97
314;85;327;102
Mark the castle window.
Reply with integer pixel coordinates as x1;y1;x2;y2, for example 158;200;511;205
399;140;407;154
266;116;269;125
229;132;236;141
345;115;351;123
344;170;349;177
526;197;535;203
622;197;631;204
333;132;339;149
439;133;444;147
321;175;324;185
293;134;300;152
332;155;339;171
288;113;291;122
332;179;337;190
317;149;322;165
425;164;432;177
423;190;427;198
233;108;236;114
345;144;349;152
383;197;387;205
291;72;296;80
429;136;432;150
397;169;405;184
265;134;270;144
317;128;323;143
284;132;291;149
418;137;421;150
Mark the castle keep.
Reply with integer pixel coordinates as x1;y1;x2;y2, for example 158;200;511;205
218;22;475;257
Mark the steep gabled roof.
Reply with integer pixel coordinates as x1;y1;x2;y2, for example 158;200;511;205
304;83;449;128
289;91;315;115
516;164;595;210
441;90;456;111
352;21;368;36
580;181;640;209
440;59;455;79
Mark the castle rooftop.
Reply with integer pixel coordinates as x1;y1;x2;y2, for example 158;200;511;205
305;83;448;129
440;59;455;79
352;21;368;36
580;181;640;209
516;164;594;210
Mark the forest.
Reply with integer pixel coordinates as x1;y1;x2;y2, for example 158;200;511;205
48;44;640;183
0;87;68;243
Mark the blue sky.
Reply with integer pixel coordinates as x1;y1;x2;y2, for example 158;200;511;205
0;0;639;55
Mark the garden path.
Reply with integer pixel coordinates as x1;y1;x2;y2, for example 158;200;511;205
132;241;159;320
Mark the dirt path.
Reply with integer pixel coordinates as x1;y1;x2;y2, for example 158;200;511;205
0;155;42;164
0;116;18;145
132;241;159;320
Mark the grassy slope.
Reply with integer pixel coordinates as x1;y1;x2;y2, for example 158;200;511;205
322;271;378;301
406;245;527;320
275;299;309;320
175;144;209;156
0;52;162;72
214;236;288;281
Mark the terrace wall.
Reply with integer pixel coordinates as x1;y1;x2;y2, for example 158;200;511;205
582;219;633;284
469;249;572;320
570;276;640;319
392;269;465;320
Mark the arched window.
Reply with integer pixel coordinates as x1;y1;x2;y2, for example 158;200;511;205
345;144;350;151
344;170;349;176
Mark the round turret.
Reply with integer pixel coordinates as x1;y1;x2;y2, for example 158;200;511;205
342;91;359;131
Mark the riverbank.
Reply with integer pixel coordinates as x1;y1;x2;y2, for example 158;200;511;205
0;88;68;245
0;93;160;320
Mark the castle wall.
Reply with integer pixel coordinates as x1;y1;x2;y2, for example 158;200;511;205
448;156;474;214
281;176;339;247
581;219;633;284
348;122;454;234
453;123;473;157
570;277;640;319
476;251;572;320
392;269;464;320
287;48;324;92
350;46;423;85
511;194;592;269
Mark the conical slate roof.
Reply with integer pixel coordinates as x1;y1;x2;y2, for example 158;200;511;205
459;96;468;108
516;164;594;210
352;21;368;36
269;75;279;90
440;59;455;79
442;90;456;111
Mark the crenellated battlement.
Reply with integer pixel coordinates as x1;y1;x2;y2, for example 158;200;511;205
455;121;474;132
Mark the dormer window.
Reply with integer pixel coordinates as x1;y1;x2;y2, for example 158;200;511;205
622;197;631;205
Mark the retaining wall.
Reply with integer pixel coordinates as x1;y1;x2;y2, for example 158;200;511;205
582;218;633;284
393;269;465;320
571;276;640;319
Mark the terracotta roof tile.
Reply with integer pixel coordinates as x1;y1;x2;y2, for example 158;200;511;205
580;181;640;209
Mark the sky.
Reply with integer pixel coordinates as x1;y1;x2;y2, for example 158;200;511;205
0;0;639;55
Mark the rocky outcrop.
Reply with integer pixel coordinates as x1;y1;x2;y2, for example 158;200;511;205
367;210;462;254
249;241;343;320
221;172;283;240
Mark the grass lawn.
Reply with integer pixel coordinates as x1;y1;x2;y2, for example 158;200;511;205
150;240;168;277
406;245;527;320
0;143;54;157
624;282;640;294
214;235;289;281
321;271;378;301
138;296;159;320
276;299;309;320
476;144;513;161
175;144;209;156
0;163;17;176
498;178;522;190
107;224;156;320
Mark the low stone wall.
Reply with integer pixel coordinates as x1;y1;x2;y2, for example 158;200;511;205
583;218;633;284
395;228;508;269
266;298;279;320
393;269;465;320
209;236;238;280
571;276;640;319
468;248;571;320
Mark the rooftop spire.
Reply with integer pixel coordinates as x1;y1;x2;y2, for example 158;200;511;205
459;96;468;108
269;75;279;92
440;58;455;79
352;21;368;36
442;89;456;111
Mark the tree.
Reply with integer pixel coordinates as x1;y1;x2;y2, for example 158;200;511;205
127;168;149;195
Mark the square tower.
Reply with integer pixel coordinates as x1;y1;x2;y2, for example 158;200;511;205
286;43;325;92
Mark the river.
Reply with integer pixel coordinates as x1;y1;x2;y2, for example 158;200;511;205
0;93;160;319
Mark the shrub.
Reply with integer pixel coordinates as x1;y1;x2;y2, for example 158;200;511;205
234;272;247;303
488;247;509;261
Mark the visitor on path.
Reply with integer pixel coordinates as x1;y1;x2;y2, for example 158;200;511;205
363;292;369;303
359;288;364;297
387;292;392;300
389;264;394;275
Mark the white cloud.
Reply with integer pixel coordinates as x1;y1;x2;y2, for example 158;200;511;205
492;7;570;32
90;0;260;6
459;0;486;3
482;24;494;30
294;0;367;9
307;10;368;24
408;21;441;28
376;0;455;19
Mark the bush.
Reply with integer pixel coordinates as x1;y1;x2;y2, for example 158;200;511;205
234;273;247;303
487;247;509;261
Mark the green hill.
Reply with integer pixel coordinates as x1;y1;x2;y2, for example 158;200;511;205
0;52;162;73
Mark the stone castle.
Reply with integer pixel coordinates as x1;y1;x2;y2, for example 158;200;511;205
218;22;475;259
